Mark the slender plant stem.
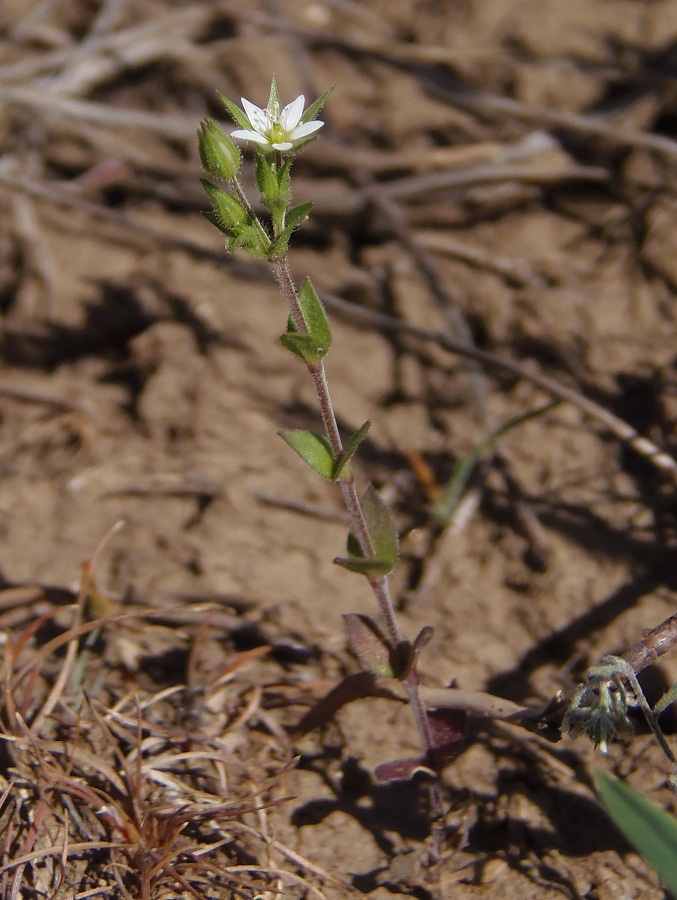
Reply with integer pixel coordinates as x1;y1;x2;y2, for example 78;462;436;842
268;254;444;848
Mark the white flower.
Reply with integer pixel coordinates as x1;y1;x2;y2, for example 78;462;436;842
231;93;323;153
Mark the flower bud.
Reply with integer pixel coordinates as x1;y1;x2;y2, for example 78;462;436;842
198;119;241;181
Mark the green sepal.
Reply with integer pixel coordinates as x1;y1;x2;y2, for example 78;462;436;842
268;76;281;113
218;92;252;131
277;158;293;206
279;429;335;479
302;85;334;125
198;119;241;182
597;772;677;897
334;484;399;577
256;154;281;203
333;420;370;480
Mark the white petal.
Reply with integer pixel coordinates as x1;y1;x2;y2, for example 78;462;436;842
290;120;323;141
231;129;271;146
280;95;305;131
241;98;268;132
271;141;294;151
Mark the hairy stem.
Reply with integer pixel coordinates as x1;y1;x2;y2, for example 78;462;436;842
269;254;444;844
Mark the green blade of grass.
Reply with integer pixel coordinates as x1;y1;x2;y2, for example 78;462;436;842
597;771;677;897
432;399;561;523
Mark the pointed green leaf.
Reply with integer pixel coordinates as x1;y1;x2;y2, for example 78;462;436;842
398;626;435;679
285;201;314;232
279;429;335;479
279;331;330;365
302;85;334;124
597;772;677;896
357;485;399;568
333;420;370;480
343;614;395;677
334;556;396;577
218;92;251;131
278;281;331;363
230;223;272;258
335;485;398;576
297;279;331;351
202;209;228;235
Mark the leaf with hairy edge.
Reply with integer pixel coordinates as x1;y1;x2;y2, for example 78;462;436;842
279;281;331;364
279;331;331;365
285;202;314;231
333;420;370;480
279;429;335;479
362;484;398;564
334;556;396;577
343;613;395;677
335;485;398;576
297;279;331;352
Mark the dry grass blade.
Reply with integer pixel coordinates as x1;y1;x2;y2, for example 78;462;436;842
0;546;319;897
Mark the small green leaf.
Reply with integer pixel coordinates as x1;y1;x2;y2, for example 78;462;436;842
333;420;370;480
297;279;331;351
278;281;331;364
218;92;251;131
202;209;226;233
231;223;272;258
358;484;399;568
343;614;395;677
334;556;396;577
597;772;677;897
285;201;314;232
335;485;398;577
279;331;330;365
279;429;335;479
396;626;434;679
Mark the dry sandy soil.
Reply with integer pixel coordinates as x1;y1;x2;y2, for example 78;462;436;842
1;0;677;897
